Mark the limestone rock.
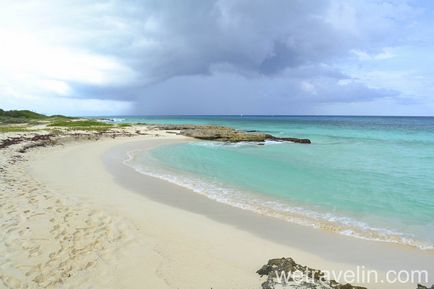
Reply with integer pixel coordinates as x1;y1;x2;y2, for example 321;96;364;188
156;124;311;144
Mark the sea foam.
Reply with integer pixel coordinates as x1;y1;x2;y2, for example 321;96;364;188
123;149;434;251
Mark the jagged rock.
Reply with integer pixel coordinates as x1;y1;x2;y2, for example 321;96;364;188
266;134;311;144
257;258;296;276
257;265;273;276
0;134;55;150
257;257;367;289
335;284;362;289
182;127;266;142
156;124;311;144
417;284;434;289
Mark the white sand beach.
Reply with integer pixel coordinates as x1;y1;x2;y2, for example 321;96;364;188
2;1;434;288
1;131;433;289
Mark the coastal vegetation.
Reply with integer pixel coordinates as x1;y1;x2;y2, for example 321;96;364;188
0;109;113;132
0;126;36;133
48;120;115;133
0;109;72;124
48;120;111;127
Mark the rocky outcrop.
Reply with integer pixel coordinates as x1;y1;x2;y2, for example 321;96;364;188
417;284;434;289
257;258;433;289
0;134;55;150
265;134;311;144
257;257;367;289
156;124;311;144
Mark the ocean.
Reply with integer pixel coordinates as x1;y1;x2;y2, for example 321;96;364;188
112;115;434;250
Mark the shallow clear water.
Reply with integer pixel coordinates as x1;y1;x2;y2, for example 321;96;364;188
117;116;434;249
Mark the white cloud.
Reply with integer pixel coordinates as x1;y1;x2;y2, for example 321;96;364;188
0;26;137;114
37;80;71;96
0;29;136;86
0;92;132;116
301;81;317;94
351;48;395;61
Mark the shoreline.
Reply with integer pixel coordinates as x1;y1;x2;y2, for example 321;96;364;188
103;139;434;276
2;130;433;288
122;141;433;251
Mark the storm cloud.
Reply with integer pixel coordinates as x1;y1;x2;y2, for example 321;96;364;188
0;0;433;115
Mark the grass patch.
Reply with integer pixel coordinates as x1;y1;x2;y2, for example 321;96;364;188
48;129;65;136
50;114;75;119
0;126;34;133
48;119;114;133
117;123;131;127
48;120;112;127
65;127;112;133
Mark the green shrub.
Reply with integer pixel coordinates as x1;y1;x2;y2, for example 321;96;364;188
0;109;48;119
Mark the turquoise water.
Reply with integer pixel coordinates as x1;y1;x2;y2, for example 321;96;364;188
118;116;434;249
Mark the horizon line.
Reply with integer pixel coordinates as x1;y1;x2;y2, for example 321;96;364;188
84;114;434;118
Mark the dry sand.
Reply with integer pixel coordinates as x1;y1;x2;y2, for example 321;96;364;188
1;132;433;289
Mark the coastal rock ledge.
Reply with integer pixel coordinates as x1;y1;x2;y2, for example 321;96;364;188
156;124;311;144
257;258;433;289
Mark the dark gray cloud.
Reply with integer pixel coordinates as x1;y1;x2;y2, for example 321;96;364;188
95;0;391;81
1;0;433;115
132;70;397;115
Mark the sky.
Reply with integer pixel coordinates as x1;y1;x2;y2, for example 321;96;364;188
0;0;434;116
